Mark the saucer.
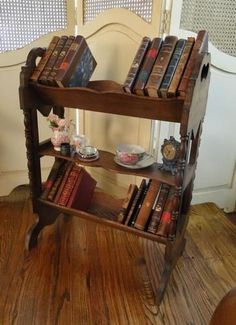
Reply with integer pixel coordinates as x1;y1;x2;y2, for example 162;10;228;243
114;154;155;169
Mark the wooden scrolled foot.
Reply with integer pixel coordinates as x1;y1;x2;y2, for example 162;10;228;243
156;263;172;306
25;221;45;250
25;203;61;250
156;237;186;305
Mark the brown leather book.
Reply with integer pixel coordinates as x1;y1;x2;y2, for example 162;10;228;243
40;158;65;200
147;183;170;234
123;36;151;93
145;35;178;97
177;30;208;96
52;161;74;203
158;39;186;98
133;38;162;96
117;184;138;223
57;163;82;206
167;37;195;97
47;35;75;86
55;35;97;88
125;179;147;226
134;180;162;230
67;168;97;211
38;36;68;85
30;36;60;83
156;187;175;237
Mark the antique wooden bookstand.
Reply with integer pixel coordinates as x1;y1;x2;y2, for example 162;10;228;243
19;43;210;305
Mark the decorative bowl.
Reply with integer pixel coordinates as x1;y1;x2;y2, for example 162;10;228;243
116;144;146;165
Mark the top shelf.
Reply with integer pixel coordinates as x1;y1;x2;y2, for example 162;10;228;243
30;80;185;122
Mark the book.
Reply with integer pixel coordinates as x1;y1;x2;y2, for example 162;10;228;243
57;163;82;206
134;180;162;230
47;161;70;201
123;36;151;93
158;39;186;98
124;179;147;226
177;30;208;96
133;37;162;96
67;168;97;211
130;179;151;227
30;36;60;83
117;184;138;223
47;35;75;86
147;183;170;234
145;35;178;97
38;36;68;85
40;159;65;200
54;35;97;88
156;187;175;237
52;161;74;203
167;37;195;97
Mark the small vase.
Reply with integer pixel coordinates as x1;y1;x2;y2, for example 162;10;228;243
51;128;70;151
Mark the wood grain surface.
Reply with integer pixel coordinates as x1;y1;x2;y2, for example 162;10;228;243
0;186;235;325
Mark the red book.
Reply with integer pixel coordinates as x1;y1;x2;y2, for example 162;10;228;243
53;161;74;204
57;164;82;206
67;168;97;211
156;188;175;237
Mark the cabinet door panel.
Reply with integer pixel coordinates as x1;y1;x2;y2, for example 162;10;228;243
169;0;236;211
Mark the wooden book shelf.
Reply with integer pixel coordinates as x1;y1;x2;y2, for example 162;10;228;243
19;43;210;305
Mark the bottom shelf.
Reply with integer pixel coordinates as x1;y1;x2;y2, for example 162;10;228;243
38;189;168;244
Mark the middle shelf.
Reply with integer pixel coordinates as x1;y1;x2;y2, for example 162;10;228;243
39;140;195;189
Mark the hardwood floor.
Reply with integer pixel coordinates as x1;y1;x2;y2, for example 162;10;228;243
0;185;235;325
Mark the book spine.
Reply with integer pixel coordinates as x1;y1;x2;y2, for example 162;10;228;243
147;183;170;234
158;39;186;98
54;35;84;86
130;179;151;227
30;36;60;82
47;162;69;201
134;180;162;230
167;37;195;97
117;184;138;223
145;35;178;97
123;37;151;93
38;36;68;85
125;179;147;226
53;161;74;203
178;30;208;96
133;38;162;96
47;35;75;86
156;188;175;237
40;159;64;200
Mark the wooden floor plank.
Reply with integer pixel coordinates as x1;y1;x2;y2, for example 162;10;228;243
0;186;235;324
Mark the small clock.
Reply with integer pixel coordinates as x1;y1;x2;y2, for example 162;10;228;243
161;136;180;175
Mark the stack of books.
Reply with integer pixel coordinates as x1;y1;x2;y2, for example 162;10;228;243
117;178;176;238
41;159;97;211
30;35;97;88
123;30;208;97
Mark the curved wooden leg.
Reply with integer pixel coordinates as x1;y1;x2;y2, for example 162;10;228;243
156;237;186;305
26;203;61;250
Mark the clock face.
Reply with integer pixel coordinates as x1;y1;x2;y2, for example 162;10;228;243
162;143;177;161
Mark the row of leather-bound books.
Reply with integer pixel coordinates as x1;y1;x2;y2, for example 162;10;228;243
30;35;97;88
42;159;175;237
40;159;97;211
117;178;177;238
123;30;208;98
